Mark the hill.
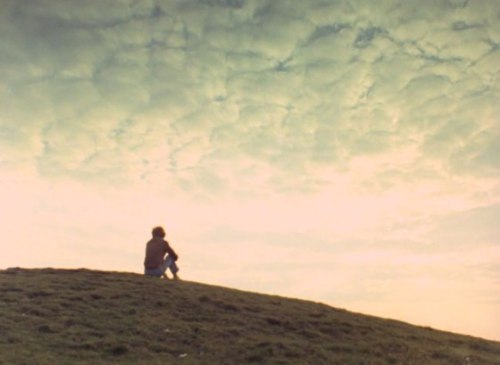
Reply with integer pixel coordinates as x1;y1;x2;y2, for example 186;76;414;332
0;268;499;365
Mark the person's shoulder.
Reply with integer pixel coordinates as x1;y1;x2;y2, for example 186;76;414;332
147;237;163;245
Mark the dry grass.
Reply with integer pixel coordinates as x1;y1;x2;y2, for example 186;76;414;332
0;268;499;364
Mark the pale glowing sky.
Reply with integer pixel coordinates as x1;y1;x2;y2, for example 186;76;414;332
1;0;499;341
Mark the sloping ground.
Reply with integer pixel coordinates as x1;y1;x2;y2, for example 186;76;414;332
0;268;499;365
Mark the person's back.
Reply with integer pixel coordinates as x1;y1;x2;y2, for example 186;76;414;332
143;226;179;279
144;236;168;269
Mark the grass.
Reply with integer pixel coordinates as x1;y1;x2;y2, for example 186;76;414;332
0;268;499;364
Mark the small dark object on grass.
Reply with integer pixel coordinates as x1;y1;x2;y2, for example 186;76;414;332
109;344;129;356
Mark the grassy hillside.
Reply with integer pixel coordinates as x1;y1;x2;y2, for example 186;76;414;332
0;268;499;365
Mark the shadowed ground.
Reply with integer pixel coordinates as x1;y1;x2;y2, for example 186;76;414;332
0;268;499;364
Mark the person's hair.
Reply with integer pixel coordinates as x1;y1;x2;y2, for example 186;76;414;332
152;226;165;238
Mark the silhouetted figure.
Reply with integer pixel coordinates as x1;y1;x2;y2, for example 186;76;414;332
144;226;179;279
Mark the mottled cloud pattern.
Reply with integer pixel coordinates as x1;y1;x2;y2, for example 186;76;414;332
2;0;498;193
1;0;499;340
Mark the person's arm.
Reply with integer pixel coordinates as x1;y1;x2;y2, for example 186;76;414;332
165;241;179;261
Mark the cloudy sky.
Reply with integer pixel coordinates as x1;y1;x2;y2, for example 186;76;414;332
1;0;499;340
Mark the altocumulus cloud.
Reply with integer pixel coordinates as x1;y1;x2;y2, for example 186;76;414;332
1;0;499;196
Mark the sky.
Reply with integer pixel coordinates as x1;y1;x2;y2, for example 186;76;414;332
1;0;499;341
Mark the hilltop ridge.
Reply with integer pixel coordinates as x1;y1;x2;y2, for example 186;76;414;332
1;268;499;364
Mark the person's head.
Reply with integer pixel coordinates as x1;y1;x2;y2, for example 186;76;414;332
152;226;166;238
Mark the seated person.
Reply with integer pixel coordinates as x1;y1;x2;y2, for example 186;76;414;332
144;226;179;279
